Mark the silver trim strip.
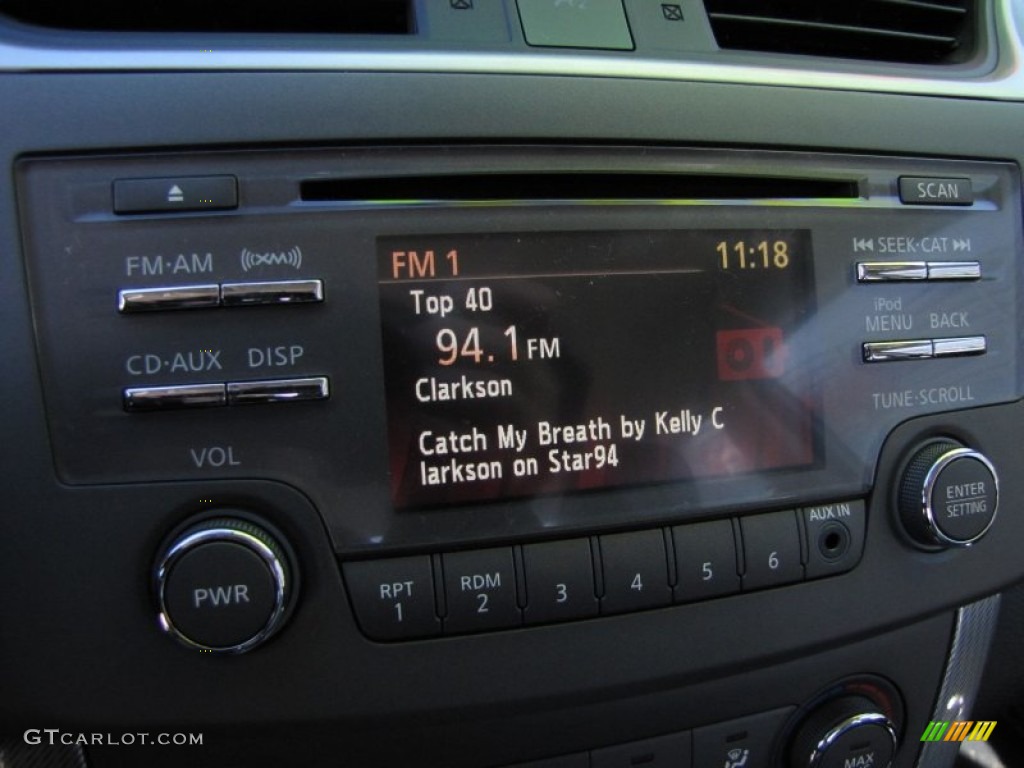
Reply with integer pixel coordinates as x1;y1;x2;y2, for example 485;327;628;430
227;376;330;405
123;382;226;411
917;595;1002;768
933;335;987;357
928;261;983;280
118;284;221;313
857;262;929;282
0;2;1021;101
221;279;324;307
863;340;934;362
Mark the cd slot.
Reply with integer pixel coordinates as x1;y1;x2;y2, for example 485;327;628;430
300;173;860;203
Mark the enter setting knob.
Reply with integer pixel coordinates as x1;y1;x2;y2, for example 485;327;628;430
155;516;294;653
790;695;898;768
898;440;998;548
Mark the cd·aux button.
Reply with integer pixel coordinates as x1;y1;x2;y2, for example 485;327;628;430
124;383;226;412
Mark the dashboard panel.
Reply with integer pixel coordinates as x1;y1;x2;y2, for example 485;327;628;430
2;2;1024;768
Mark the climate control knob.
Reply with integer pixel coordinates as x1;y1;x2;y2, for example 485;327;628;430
155;516;295;653
789;696;898;768
898;440;998;549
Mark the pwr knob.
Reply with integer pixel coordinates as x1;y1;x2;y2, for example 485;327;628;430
898;440;999;549
155;516;295;653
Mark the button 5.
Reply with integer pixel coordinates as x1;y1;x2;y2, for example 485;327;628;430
672;519;740;602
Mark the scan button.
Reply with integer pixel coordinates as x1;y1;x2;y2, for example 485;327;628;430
898;176;972;206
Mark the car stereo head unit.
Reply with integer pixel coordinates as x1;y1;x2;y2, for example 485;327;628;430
15;146;1022;556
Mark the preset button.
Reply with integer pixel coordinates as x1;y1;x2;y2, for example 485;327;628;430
672;519;740;602
740;510;803;590
599;530;671;614
522;539;598;625
343;556;440;641
442;548;520;633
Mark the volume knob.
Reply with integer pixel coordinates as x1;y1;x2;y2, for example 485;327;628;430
898;440;999;549
155;516;295;653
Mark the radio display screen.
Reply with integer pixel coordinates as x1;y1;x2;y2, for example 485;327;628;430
378;230;818;509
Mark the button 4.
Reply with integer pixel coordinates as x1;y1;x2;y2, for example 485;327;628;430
599;530;671;614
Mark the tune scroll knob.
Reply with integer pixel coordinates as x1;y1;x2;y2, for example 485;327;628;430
789;696;898;768
898;440;999;549
155;516;295;654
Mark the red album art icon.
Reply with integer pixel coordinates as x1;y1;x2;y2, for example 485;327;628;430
716;327;786;381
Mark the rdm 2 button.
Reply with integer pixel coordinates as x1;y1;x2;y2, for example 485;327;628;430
443;548;520;632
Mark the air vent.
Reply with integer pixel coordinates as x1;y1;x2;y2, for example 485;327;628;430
704;0;975;64
0;0;412;34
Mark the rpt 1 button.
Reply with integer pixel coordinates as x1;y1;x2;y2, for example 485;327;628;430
343;556;440;641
